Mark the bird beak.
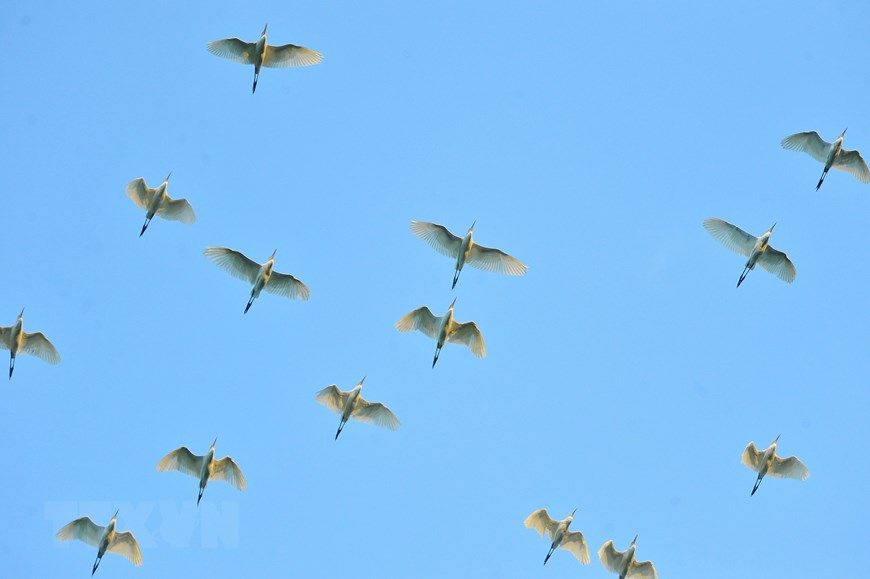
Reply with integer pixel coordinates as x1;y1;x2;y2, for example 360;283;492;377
571;508;577;516
18;308;24;318
271;249;277;259
470;220;476;232
262;23;268;35
165;171;172;182
842;128;848;137
769;222;776;232
360;376;366;385
450;297;457;308
633;534;638;544
774;434;781;443
113;509;119;519
212;437;218;448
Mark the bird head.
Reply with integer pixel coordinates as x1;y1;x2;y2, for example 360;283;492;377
841;128;848;138
769;222;776;233
18;308;24;319
773;434;781;445
270;249;277;260
164;172;172;183
631;534;638;546
359;376;366;386
262;23;268;36
567;508;577;522
112;509;119;520
211;437;218;449
449;297;457;309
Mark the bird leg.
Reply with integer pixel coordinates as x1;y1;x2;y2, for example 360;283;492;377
432;345;442;368
335;420;346;440
8;355;14;379
252;71;259;94
750;476;762;496
544;544;556;565
139;216;151;237
197;486;205;506
816;167;829;191
244;295;255;314
92;553;102;576
737;265;750;288
452;269;461;289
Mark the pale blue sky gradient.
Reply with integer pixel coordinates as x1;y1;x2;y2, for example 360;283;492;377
2;1;869;577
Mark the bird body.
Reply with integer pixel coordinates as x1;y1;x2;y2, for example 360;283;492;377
395;299;485;367
56;511;142;575
524;508;590;566
781;129;870;190
742;435;810;496
157;439;247;505
126;173;196;236
315;377;400;439
410;221;527;289
599;535;657;579
203;247;310;313
207;24;323;93
703;218;796;287
0;309;60;379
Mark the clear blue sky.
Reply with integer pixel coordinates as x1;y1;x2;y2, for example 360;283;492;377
2;1;869;577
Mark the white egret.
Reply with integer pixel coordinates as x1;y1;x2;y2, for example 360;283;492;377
157;438;247;505
524;508;590;566
56;510;142;576
203;246;310;313
125;173;196;236
0;308;60;379
703;218;796;288
315;376;400;440
742;435;810;496
410;220;527;289
207;24;322;93
781;129;870;190
599;535;658;579
395;298;485;367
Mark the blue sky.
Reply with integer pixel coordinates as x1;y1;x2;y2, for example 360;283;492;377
2;0;869;576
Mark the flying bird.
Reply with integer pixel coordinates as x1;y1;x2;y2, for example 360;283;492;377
742;435;810;496
56;510;142;576
0;308;60;379
410;221;527;289
524;508;590;566
315;377;400;440
781;129;870;190
203;247;310;313
395;298;485;367
126;173;196;236
157;439;247;505
599;535;657;579
703;218;796;288
207;24;322;93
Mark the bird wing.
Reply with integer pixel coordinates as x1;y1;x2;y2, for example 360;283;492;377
703;218;756;257
125;178;156;210
757;246;796;283
351;397;401;430
211;456;247;490
741;442;762;472
263;43;323;68
203;247;260;284
0;326;9;349
157;197;197;224
447;321;486;357
523;509;557;539
207;38;257;64
598;541;628;572
156;446;204;477
780;131;830;163
56;517;104;548
108;531;143;566
22;332;61;364
560;530;591;564
833;149;870;183
264;271;311;300
315;385;349;414
410;221;463;259
768;455;810;480
395;307;441;339
467;244;528;276
628;559;658;579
